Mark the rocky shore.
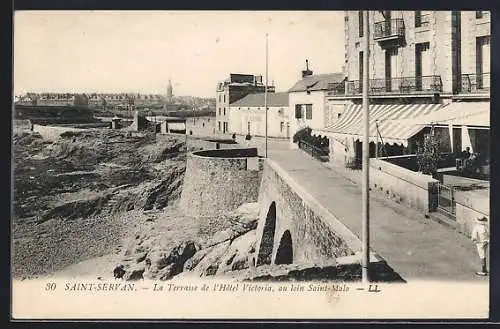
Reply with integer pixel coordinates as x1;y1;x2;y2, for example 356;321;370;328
12;129;260;281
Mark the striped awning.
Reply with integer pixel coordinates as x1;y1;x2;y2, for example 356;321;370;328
396;101;490;127
313;103;443;146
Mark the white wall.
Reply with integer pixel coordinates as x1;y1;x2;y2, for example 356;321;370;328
329;136;356;166
288;90;327;147
325;100;347;128
370;157;439;213
228;105;290;138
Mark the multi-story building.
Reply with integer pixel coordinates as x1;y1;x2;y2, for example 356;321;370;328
287;60;346;148
315;11;490;167
228;92;289;138
215;73;275;134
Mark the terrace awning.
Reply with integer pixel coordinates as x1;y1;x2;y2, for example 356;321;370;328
396;101;490;128
313;103;444;146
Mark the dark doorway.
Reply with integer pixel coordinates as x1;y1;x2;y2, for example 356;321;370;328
256;202;277;266
275;230;293;265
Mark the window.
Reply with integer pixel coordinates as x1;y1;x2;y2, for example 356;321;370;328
295;104;302;119
305;104;312;120
218;121;221;131
223;107;226;115
358;11;364;37
385;48;398;91
223;94;226;103
415;11;422;27
219;95;222;102
415;11;430;27
476;36;491;88
476;11;488;19
415;42;431;90
218;108;221;116
280;122;284;133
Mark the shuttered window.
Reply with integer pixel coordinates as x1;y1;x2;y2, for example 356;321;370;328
295;104;302;119
305;104;312;120
358;11;364;37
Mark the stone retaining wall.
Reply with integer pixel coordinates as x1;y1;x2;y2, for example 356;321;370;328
370;158;439;213
255;159;363;266
455;190;489;237
179;148;263;217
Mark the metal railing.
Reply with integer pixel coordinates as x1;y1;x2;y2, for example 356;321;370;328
373;18;405;40
346;75;442;95
327;82;346;96
298;139;329;161
460;73;490;93
437;183;456;218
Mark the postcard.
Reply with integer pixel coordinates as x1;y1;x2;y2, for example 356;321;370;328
12;10;490;320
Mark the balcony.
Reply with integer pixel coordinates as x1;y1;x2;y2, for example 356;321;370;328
346;75;442;96
327;82;346;96
373;18;405;48
460;73;490;94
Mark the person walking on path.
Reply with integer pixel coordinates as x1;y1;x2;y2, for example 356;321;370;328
471;216;489;276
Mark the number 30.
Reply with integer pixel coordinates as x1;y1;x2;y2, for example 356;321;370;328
45;282;56;291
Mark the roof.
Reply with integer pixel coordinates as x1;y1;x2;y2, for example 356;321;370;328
230;92;289;107
288;73;345;93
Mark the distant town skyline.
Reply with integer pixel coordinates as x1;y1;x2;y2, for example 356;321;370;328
14;11;345;98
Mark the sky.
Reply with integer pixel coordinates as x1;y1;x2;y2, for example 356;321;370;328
14;11;345;98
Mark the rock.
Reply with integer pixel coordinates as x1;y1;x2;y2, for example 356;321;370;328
229;202;260;225
183;247;213;271
205;264;219;276
164;240;199;266
217;230;256;274
231;255;252;271
136;252;147;263
144;240;199;279
147;250;170;271
192;240;230;277
209;229;234;246
158;264;176;281
124;265;145;281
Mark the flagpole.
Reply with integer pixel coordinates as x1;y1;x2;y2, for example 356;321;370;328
361;10;371;283
265;33;269;158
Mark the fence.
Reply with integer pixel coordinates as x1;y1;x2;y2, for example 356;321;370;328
298;139;329;162
437;183;456;218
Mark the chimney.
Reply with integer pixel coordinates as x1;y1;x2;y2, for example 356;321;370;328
302;59;313;78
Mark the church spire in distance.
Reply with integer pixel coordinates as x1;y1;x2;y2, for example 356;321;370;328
166;78;173;102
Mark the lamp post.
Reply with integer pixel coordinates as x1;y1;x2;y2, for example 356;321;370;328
361;10;371;283
265;33;269;158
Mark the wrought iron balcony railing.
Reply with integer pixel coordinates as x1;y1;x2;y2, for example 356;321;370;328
327;82;346;96
460;73;490;93
373;18;405;40
346;75;443;95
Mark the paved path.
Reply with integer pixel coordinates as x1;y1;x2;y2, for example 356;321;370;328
266;147;485;282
